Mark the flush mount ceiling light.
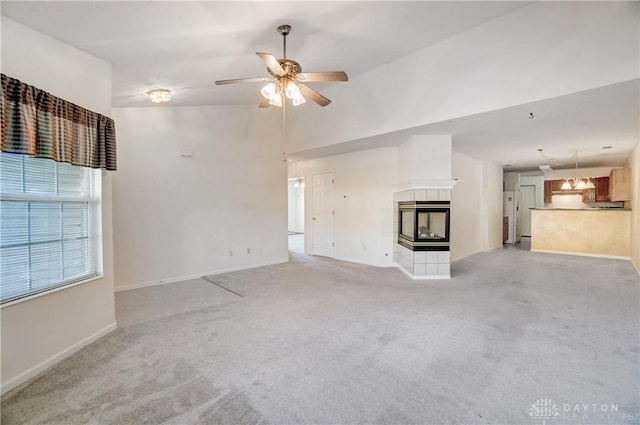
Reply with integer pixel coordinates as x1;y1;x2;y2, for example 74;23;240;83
215;25;348;108
146;88;171;104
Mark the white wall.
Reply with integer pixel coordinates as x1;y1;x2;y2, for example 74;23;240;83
291;147;501;267
451;151;502;261
503;172;520;191
293;147;398;267
451;152;482;260
287;2;638;153
398;135;452;182
520;175;545;208
547;194;590;209
483;161;505;252
111;106;287;290
0;17;116;394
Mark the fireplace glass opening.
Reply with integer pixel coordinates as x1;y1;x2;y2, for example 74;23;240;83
398;201;450;251
417;211;447;240
400;210;414;240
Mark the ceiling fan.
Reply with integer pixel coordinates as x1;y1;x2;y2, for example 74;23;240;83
215;25;348;108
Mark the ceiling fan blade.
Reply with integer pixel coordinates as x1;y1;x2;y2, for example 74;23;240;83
215;77;271;85
258;98;271;108
298;83;331;107
296;71;348;82
256;53;285;76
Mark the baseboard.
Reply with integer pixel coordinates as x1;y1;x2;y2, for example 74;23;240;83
531;249;630;261
115;258;289;292
632;259;640;277
333;256;395;268
1;322;117;396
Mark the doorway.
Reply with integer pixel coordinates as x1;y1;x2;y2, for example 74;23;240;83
288;177;305;253
520;185;536;237
311;172;335;258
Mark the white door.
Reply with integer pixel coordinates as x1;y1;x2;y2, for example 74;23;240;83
312;172;334;257
520;185;536;237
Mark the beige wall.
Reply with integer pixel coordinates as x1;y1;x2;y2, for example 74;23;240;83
531;209;631;257
1;17;116;394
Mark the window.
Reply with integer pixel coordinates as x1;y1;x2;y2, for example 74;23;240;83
0;153;101;304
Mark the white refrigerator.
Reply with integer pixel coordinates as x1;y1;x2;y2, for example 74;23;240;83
503;191;520;244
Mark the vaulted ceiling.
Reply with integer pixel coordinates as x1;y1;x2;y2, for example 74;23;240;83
2;1;637;171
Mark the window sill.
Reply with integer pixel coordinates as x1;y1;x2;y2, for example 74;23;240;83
0;274;104;309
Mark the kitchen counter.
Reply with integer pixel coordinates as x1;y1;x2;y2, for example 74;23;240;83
531;209;631;257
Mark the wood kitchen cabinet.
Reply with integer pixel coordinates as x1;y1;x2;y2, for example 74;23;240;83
582;188;596;203
609;168;630;201
582;177;610;203
594;176;609;202
543;180;553;203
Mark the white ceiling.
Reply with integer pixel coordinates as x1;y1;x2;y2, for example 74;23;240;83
0;1;529;107
1;1;637;172
288;79;639;171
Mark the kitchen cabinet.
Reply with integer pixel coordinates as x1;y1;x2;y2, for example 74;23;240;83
582;177;610;203
543;180;553;203
609;168;630;201
582;188;596;203
595;176;609;202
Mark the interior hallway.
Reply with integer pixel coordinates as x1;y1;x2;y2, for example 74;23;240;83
2;247;638;424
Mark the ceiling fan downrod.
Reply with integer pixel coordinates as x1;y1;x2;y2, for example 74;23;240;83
278;25;291;59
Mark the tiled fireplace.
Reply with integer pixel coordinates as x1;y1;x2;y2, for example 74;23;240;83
393;186;454;279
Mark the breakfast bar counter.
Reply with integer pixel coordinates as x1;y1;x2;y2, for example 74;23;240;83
530;208;631;258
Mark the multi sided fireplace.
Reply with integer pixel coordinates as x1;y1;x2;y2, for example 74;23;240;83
398;201;450;251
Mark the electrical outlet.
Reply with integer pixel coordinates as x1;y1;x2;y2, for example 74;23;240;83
362;244;366;251
229;250;233;257
247;248;251;254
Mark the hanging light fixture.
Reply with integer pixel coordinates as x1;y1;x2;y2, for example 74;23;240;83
560;150;593;190
293;177;305;188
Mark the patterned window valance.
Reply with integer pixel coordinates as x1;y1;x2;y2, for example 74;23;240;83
1;74;116;171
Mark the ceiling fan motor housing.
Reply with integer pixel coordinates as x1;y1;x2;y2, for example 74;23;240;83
268;59;302;78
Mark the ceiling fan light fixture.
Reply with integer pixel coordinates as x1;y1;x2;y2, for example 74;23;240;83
292;94;306;106
260;82;277;99
574;179;587;190
285;81;301;99
146;88;171;104
268;93;283;107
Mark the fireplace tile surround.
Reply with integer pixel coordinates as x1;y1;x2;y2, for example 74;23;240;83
393;186;453;279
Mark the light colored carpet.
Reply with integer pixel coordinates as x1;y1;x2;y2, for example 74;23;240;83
2;246;639;425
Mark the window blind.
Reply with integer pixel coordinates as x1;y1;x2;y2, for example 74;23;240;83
0;152;101;303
